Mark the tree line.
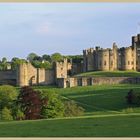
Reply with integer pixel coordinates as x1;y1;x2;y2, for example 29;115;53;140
0;53;83;70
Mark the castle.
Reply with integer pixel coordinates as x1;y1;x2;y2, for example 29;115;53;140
0;33;140;88
83;34;140;72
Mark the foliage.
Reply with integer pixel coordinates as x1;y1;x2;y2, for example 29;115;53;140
32;60;52;69
0;57;8;70
42;54;51;62
40;90;64;118
18;86;44;120
11;57;27;70
51;53;63;62
67;55;83;63
126;89;140;105
64;100;85;117
0;85;18;109
1;107;13;121
27;53;38;62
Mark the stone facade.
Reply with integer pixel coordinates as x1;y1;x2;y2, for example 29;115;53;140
57;77;140;88
83;34;140;72
0;58;70;87
0;33;140;88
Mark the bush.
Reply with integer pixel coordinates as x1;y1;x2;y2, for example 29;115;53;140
18;86;43;120
0;85;18;109
40;90;64;118
64;100;85;117
1;107;13;121
126;89;140;105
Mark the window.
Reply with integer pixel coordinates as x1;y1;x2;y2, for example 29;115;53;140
61;67;63;70
128;61;130;65
111;61;113;65
131;61;134;65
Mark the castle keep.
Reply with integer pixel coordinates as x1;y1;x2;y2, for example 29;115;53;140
83;34;140;72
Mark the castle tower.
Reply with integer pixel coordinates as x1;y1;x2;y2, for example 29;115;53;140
55;58;68;79
16;63;28;86
112;43;118;70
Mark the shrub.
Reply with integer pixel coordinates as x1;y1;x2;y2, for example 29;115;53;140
126;89;140;105
1;107;13;121
0;85;18;109
18;86;43;120
40;90;64;118
64;100;85;117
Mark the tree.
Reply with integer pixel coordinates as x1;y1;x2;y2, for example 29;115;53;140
40;90;64;118
18;86;44;120
27;53;38;62
2;57;7;63
126;89;134;104
42;54;51;62
0;85;18;110
1;107;13;121
51;53;63;62
11;57;27;70
0;57;8;70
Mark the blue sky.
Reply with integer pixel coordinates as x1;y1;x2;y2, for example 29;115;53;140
0;3;140;60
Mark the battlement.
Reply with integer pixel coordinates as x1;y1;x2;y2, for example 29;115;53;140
132;34;140;46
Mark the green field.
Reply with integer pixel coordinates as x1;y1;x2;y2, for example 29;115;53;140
1;84;140;137
75;71;140;77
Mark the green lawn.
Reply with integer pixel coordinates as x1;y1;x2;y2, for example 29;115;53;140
1;84;140;137
0;113;140;137
35;84;140;116
75;71;140;77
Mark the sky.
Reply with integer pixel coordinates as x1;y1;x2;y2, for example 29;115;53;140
0;3;140;60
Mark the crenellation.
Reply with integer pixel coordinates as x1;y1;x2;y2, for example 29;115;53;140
83;34;140;72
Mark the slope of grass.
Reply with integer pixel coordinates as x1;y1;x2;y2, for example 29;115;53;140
0;84;140;137
0;114;140;137
75;71;140;77
34;84;140;116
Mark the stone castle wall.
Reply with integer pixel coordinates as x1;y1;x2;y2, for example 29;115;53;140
0;70;16;85
57;77;140;88
83;34;140;72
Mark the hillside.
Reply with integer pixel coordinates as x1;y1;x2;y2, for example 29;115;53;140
0;84;140;137
0;113;140;137
75;71;140;77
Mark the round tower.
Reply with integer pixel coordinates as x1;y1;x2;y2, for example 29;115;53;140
17;63;28;87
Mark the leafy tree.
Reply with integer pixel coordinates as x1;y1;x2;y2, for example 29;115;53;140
40;90;64;118
0;57;8;70
42;54;51;62
64;100;85;117
0;85;18;110
51;53;63;62
66;55;83;63
2;57;7;63
1;107;13;121
27;53;38;62
18;86;44;120
11;57;27;70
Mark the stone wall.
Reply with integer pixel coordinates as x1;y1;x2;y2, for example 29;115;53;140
0;70;16;85
83;34;140;72
57;76;140;88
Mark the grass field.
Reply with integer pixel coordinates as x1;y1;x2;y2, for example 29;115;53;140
1;84;140;137
75;71;140;77
0;113;140;137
